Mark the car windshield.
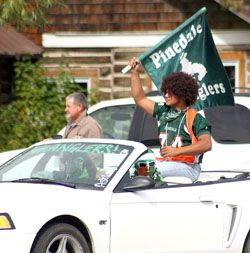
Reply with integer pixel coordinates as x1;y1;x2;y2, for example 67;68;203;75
0;142;133;189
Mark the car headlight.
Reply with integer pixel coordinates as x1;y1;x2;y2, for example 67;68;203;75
0;213;15;230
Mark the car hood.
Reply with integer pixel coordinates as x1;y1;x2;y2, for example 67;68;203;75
0;182;106;208
0;182;109;233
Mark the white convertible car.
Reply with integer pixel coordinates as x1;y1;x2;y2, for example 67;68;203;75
1;139;250;253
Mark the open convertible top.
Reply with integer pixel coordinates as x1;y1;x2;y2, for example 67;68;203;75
128;102;250;145
204;103;250;144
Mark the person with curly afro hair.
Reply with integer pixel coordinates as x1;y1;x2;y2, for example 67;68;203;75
128;57;212;183
161;71;198;107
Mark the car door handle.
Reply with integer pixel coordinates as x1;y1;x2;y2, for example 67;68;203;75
199;196;214;203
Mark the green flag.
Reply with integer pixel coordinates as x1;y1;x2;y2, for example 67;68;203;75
138;7;234;110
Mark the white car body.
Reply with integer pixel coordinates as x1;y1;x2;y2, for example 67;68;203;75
1;139;250;253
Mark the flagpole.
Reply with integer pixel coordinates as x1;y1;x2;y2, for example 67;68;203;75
121;65;132;74
121;7;207;74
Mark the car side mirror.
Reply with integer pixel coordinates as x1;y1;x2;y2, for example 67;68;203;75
123;176;155;191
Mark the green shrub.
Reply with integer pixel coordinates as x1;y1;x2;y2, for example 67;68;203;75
0;57;84;151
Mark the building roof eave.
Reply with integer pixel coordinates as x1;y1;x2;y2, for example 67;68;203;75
0;26;43;56
213;0;250;24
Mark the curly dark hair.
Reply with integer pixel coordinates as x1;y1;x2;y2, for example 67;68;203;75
161;72;199;106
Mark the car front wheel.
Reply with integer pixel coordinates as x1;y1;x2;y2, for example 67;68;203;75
32;223;91;253
244;234;250;253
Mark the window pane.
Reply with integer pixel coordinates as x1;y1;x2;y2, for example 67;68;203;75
224;66;235;92
90;104;135;139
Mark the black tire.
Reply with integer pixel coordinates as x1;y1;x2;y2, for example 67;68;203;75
32;223;91;253
244;234;250;253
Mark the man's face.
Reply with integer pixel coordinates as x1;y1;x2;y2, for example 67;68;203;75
65;97;83;122
165;90;180;107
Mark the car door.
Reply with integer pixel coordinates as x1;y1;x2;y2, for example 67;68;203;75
110;183;224;253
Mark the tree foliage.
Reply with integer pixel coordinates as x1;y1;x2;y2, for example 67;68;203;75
0;0;64;30
220;0;250;11
0;58;84;151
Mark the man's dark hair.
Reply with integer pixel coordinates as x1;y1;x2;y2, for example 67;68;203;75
161;72;199;106
67;92;88;110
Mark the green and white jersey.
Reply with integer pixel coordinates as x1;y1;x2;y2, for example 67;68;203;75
153;102;211;148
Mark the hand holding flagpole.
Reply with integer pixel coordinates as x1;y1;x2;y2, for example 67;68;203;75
121;57;141;74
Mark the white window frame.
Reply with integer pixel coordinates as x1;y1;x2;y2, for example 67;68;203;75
74;77;91;93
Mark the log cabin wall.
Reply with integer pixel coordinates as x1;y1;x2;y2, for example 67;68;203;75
26;0;250;99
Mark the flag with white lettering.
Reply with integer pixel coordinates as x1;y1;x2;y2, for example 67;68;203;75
138;7;234;110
